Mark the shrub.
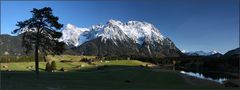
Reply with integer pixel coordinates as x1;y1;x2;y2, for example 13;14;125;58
60;60;73;63
51;61;57;71
80;58;93;64
80;58;90;62
45;62;52;72
60;67;65;72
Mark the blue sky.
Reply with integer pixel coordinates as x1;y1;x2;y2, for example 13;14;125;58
1;0;239;53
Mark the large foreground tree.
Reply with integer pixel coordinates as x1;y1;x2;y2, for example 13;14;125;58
12;7;65;77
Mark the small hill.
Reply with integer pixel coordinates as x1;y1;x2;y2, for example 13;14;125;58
224;48;240;56
0;34;25;56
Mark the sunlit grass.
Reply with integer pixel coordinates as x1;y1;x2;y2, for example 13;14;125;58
1;55;147;72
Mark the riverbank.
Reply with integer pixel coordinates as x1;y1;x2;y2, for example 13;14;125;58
179;73;224;87
151;65;240;88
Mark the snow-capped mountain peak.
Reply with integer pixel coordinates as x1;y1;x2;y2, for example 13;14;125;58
183;50;221;56
107;19;123;26
106;19;165;44
59;24;90;46
181;50;187;53
60;19;166;47
209;50;219;54
65;24;89;32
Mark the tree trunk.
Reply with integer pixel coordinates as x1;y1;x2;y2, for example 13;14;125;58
35;30;39;78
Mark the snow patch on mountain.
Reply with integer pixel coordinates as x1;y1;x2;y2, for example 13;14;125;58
60;19;165;47
59;24;89;46
181;50;187;53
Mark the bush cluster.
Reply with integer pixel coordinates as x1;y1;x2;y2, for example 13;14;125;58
45;61;57;72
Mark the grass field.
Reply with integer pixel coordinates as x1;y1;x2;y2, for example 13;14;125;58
1;55;147;71
2;70;192;90
1;55;237;90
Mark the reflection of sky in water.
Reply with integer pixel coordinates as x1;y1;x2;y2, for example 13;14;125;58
180;71;227;84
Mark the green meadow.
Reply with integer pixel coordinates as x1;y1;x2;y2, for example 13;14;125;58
1;55;235;90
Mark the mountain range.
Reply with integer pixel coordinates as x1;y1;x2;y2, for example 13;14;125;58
0;19;239;58
0;34;25;56
59;19;182;57
182;50;222;56
224;47;240;56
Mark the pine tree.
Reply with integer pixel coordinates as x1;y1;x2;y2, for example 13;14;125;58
12;7;65;77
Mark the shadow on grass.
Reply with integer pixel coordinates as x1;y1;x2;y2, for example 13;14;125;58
1;65;160;90
75;65;146;72
1;65;149;81
1;65;230;90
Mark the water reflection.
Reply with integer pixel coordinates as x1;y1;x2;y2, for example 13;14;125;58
180;71;227;84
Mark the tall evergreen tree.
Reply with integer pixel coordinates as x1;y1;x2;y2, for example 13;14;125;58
12;7;65;77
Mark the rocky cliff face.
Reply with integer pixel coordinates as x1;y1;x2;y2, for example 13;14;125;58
60;19;183;57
